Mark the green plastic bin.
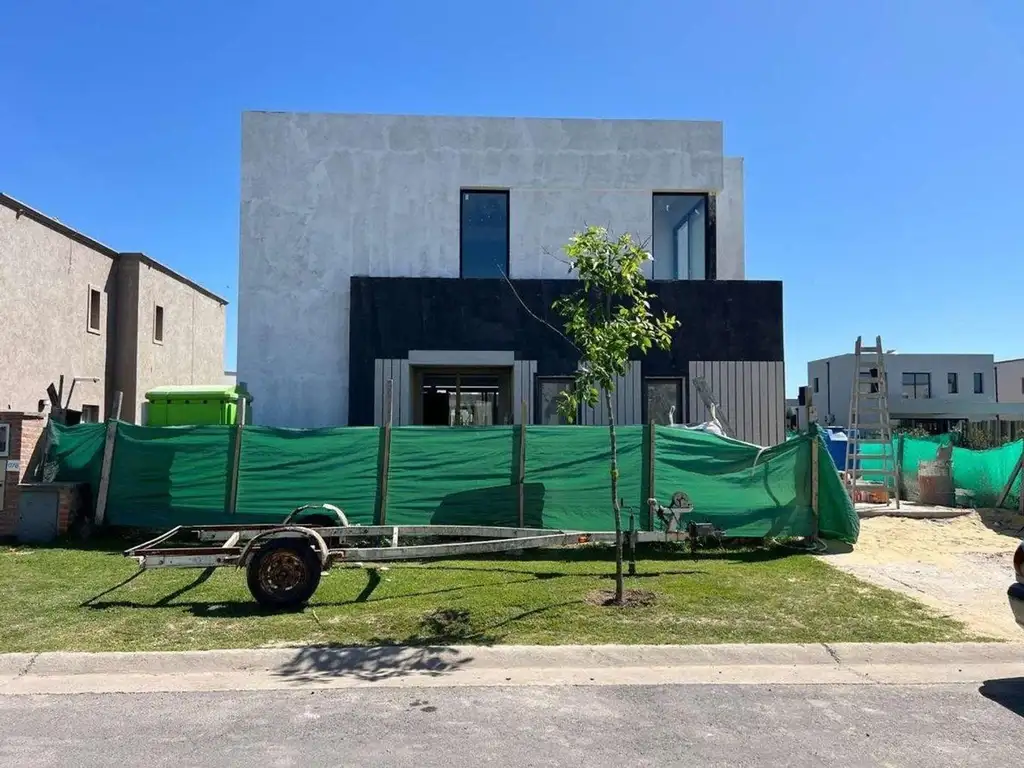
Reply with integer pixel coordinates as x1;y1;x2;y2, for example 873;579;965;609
144;384;253;426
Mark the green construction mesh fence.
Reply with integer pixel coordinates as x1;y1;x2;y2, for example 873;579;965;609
385;427;516;526
858;435;1023;508
655;425;857;541
46;421;861;543
236;427;380;525
105;424;235;528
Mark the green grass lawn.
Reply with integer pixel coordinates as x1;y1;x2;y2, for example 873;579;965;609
0;538;988;652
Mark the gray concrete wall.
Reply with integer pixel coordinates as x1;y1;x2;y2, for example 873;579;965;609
716;158;745;280
0;205;112;417
127;255;227;422
240;112;743;427
996;360;1024;404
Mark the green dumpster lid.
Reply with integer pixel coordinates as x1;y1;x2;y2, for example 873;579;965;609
144;384;250;402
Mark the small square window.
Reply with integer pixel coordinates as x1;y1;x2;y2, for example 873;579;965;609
154;305;164;344
87;287;101;334
0;422;10;457
947;372;958;394
81;405;100;423
973;372;984;394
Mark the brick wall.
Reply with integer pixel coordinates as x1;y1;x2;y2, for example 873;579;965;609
0;412;47;537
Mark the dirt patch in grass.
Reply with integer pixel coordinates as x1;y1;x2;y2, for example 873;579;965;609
585;588;657;608
822;509;1022;639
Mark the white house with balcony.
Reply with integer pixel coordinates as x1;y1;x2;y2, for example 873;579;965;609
807;351;1024;435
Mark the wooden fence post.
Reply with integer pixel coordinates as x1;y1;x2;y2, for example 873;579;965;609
996;443;1024;512
895;432;905;510
226;393;248;515
517;401;527;527
377;379;394;525
94;391;123;527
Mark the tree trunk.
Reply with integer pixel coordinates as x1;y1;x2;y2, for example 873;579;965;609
604;388;624;604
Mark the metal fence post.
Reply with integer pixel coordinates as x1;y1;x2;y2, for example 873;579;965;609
94;391;123;527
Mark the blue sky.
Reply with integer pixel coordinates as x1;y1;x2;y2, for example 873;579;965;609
1;0;1020;395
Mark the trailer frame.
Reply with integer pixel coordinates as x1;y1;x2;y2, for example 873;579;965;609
123;500;710;609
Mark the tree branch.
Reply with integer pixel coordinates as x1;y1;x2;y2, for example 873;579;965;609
497;266;581;354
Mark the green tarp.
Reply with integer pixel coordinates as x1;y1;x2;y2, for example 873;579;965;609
46;421;861;543
655;425;858;541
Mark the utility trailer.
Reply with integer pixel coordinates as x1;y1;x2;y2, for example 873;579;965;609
124;497;717;610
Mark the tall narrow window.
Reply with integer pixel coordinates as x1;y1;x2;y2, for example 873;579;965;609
154;305;164;344
813;377;819;393
652;194;708;280
87;287;101;334
947;372;958;394
973;372;984;394
460;190;509;278
81;405;100;423
0;423;9;457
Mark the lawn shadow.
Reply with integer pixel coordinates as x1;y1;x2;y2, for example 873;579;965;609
274;644;474;682
81;568;542;619
980;678;1024;718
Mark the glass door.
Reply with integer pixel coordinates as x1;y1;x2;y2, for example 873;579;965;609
415;367;512;426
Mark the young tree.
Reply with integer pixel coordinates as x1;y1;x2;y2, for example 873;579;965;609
553;226;680;604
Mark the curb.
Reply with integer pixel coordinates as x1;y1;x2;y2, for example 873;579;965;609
2;642;1023;695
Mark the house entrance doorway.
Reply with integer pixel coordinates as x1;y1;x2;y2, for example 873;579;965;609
413;367;513;426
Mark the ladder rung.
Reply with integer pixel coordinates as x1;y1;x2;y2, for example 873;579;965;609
859;346;883;353
849;437;891;444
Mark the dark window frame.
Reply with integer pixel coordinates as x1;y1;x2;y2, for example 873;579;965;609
459;189;510;279
87;286;102;334
651;192;717;281
973;372;984;394
153;304;165;344
947;372;958;394
642;376;687;425
901;372;931;399
813;377;819;393
81;404;100;423
534;375;578;425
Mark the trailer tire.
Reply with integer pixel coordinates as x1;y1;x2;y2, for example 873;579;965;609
246;537;322;610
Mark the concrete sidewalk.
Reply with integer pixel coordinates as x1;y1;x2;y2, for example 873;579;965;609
2;642;1023;695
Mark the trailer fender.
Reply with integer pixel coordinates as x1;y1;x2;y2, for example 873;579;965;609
237;526;330;570
282;503;349;528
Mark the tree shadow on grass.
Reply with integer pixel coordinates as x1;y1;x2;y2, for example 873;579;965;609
79;567;543;619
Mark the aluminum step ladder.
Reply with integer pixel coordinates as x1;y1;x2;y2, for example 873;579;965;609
844;336;899;507
692;376;734;438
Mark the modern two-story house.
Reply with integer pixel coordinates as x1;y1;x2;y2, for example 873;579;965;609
808;351;1024;436
238;112;786;444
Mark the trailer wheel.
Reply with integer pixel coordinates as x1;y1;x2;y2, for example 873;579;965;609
246;537;322;610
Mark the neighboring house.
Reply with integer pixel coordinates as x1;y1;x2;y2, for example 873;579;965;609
996;358;1024;404
807;351;1024;433
239;112;786;444
0;194;228;423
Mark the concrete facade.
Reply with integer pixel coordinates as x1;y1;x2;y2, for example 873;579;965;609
807;351;1020;425
240;112;747;428
996;359;1024;404
0;195;228;422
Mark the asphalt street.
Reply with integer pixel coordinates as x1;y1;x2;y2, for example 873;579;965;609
3;681;1024;767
